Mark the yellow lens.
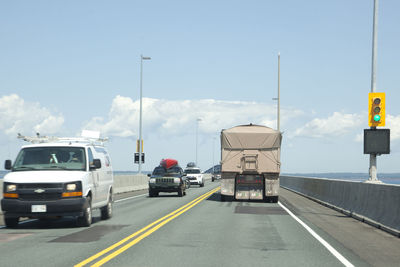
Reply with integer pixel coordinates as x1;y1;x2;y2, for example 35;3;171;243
62;191;83;197
4;193;19;198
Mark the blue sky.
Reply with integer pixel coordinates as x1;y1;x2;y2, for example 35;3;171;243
1;0;400;173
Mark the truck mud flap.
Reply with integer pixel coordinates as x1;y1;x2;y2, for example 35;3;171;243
235;174;264;200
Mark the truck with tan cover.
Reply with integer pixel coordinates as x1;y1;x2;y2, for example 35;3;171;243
220;124;282;202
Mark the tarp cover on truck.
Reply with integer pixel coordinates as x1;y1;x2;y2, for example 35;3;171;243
221;124;282;174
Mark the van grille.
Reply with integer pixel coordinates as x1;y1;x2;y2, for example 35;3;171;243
17;183;63;201
19;193;62;201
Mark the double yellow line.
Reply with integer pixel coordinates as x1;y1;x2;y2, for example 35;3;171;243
75;186;220;267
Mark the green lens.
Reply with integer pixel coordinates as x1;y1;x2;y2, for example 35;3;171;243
374;114;381;122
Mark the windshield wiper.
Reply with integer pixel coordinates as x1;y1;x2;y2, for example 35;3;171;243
13;166;37;171
44;165;68;170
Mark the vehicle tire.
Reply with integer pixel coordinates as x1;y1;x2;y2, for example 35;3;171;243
4;216;19;228
101;194;113;220
212;177;215;182
149;189;155;197
77;196;92;227
200;181;205;187
178;187;183;197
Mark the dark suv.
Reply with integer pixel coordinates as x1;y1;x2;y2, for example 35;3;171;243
148;165;188;197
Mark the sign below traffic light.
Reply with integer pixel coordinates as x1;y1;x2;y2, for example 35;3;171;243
364;129;390;154
369;92;385;127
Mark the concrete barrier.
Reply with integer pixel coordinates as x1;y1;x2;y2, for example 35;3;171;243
113;174;149;194
280;175;400;237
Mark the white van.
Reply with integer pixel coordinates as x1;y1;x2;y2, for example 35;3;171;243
1;133;114;227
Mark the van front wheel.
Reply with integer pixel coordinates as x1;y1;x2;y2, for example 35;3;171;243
77;196;92;227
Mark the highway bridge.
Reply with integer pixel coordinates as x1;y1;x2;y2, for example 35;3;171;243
0;175;399;267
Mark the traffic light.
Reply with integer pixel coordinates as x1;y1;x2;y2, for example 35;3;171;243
369;92;385;127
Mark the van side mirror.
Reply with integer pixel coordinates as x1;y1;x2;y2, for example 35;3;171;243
147;173;151;177
90;159;102;170
4;160;12;170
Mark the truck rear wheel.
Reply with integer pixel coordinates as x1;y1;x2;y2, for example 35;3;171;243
265;196;279;203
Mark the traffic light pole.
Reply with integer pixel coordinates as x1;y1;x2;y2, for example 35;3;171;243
369;0;378;182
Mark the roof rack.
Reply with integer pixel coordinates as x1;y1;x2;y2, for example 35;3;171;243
17;131;108;146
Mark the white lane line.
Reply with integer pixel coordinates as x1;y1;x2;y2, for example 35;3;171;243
114;193;147;203
278;202;354;267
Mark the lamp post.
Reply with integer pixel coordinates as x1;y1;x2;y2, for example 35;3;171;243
272;52;280;132
212;137;216;174
138;54;151;174
196;118;202;166
369;0;379;182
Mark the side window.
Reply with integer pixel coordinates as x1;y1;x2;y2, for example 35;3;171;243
88;148;94;169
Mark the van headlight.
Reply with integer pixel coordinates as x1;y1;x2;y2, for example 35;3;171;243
6;184;17;192
62;181;82;198
174;178;181;183
66;183;77;191
149;178;156;183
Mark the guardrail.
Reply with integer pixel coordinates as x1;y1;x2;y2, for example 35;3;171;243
280;175;400;237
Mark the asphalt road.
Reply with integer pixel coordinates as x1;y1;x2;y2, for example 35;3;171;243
0;182;399;267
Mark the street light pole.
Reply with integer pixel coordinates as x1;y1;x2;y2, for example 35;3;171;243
212;137;216;174
272;52;281;132
277;52;280;132
138;54;151;174
196;118;202;166
369;0;378;182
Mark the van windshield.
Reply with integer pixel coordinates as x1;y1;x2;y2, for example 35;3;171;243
12;147;86;171
152;166;182;177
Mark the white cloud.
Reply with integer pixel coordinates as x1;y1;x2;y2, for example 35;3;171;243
292;111;364;139
82;95;303;138
0;94;64;137
386;114;400;141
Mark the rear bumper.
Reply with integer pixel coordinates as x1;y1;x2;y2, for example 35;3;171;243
1;197;88;218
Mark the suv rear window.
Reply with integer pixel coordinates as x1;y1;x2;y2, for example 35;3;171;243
185;169;200;174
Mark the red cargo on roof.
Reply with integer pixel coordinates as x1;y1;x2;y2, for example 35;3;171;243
160;158;178;169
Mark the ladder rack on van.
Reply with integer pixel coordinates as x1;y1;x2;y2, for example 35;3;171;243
17;133;108;146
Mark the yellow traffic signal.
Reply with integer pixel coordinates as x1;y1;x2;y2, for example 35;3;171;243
369;92;385;127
